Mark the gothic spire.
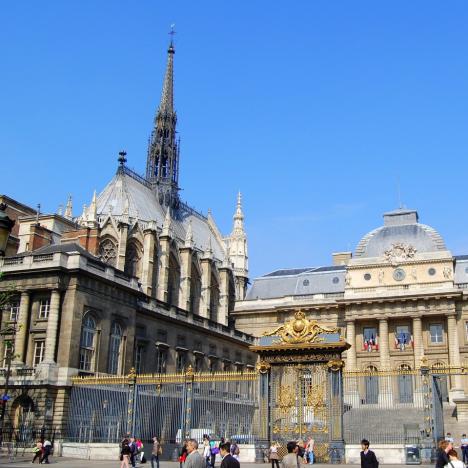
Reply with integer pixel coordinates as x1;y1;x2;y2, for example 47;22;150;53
146;31;180;209
64;195;73;219
232;191;245;235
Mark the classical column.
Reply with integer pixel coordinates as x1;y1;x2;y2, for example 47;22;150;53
447;313;463;392
13;291;30;365
345;320;357;371
412;315;423;367
379;318;390;370
43;290;61;364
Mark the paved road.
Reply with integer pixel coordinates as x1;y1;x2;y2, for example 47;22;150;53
0;459;435;468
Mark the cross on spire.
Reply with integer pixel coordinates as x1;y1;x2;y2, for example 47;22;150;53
169;24;176;44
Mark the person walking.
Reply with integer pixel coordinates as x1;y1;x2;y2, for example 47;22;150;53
360;439;378;468
129;437;138;468
203;436;211;468
436;440;453;468
282;441;299;468
305;438;314;465
40;439;52;464
461;434;468;464
220;442;240;468
269;441;280;468
121;439;132;468
185;439;205;468
151;436;161;468
229;440;240;461
32;441;43;464
445;449;464;468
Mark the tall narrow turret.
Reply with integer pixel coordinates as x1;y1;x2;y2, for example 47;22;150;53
146;37;180;209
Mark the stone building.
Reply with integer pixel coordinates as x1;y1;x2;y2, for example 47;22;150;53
0;38;254;436
234;208;468;405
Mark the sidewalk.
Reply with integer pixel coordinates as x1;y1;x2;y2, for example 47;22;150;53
0;458;435;468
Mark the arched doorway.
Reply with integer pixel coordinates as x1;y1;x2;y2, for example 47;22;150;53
12;395;35;443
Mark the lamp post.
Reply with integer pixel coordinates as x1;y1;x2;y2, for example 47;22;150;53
0;203;15;257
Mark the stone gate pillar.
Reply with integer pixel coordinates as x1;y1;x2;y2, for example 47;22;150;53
328;359;345;464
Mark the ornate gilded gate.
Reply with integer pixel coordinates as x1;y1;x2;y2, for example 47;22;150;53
270;363;331;461
252;311;350;463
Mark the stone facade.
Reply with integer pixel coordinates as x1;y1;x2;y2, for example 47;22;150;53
234;209;468;404
0;40;254;436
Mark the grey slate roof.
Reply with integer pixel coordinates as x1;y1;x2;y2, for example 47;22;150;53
246;266;345;300
355;209;446;258
95;169;226;260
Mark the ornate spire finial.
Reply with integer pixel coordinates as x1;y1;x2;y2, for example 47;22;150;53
185;220;193;248
64;195;73;219
203;237;213;260
169;24;176;50
81;204;88;223
118;150;127;166
88;190;97;225
145;34;180;209
232;191;245;234
162;208;172;236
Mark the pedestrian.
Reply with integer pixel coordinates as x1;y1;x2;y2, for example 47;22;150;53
445;449;464;468
151;436;161;468
220;442;240;468
297;439;305;464
446;433;455;444
461;434;468;464
436;440;453;468
203;435;211;468
136;438;145;463
185;439;205;468
306;438;314;465
121;439;132;468
32;441;43;464
360;439;378;468
230;440;240;461
179;440;189;468
209;439;219;468
129;437;138;468
282;441;299;468
40;439;52;464
269;441;280;468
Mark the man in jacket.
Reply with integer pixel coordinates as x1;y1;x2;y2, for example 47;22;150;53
185;439;206;468
282;441;299;468
360;439;378;468
220;442;240;468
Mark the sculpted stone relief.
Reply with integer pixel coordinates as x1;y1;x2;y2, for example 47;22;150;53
384;242;417;266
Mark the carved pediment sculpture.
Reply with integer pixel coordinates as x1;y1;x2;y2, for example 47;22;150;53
263;310;339;345
384;242;417;266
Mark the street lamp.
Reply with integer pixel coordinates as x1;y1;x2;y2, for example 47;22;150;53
0;203;15;257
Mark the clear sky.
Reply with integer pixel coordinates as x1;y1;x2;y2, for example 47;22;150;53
2;1;468;279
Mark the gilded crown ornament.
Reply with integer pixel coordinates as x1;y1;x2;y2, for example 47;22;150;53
263;310;339;345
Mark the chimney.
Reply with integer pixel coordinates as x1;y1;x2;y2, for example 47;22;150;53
29;223;53;251
332;252;352;266
62;226;101;256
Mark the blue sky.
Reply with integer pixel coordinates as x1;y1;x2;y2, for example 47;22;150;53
2;1;468;279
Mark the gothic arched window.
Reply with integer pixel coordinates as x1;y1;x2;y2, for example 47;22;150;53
99;238;117;267
108;322;123;375
167;253;181;307
124;241;142;278
79;314;98;372
190;261;201;315
209;272;220;322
